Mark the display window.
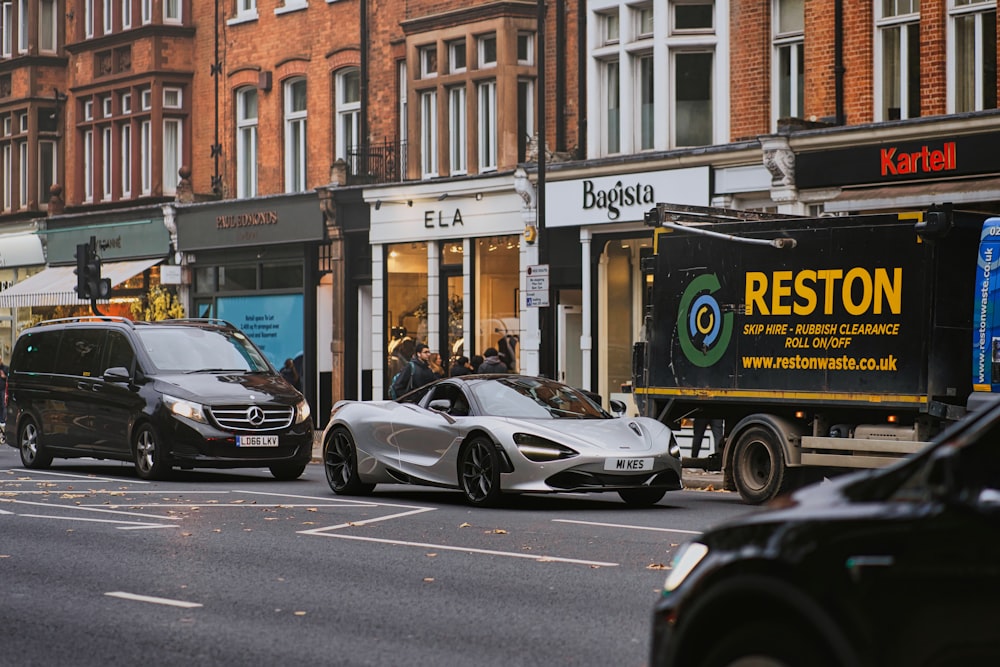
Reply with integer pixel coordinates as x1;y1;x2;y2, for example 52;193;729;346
475;234;519;371
386;242;429;380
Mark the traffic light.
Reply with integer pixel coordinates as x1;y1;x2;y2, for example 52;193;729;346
73;240;112;300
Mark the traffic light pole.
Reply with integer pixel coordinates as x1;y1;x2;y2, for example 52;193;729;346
74;236;111;316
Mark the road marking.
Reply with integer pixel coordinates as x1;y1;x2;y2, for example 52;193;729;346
0;497;167;520
19;514;177;529
2;469;150;483
105;592;202;608
298;507;437;534
552;519;702;535
303;533;619;567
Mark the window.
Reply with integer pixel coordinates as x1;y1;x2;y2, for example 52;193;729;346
141;88;151;110
16;0;25;53
673;0;714;31
419;44;437;78
102;96;113;117
478;80;497;171
602;11;620;44
478;34;496;67
101;126;112;200
2;143;10;210
18;141;26;206
121;123;132;197
163;87;182;109
140;119;151;194
236;87;257;198
141;0;151;24
38;140;55;207
420;90;437;177
398;60;407;153
2;115;8;135
103;0;113;33
122;0;132;28
122;92;132;113
336;68;360;171
1;2;11;57
164;0;181;22
876;0;920;120
283;78;307;192
637;4;654;36
774;0;805;122
603;60;620;154
951;0;997;112
236;0;257;18
449;86;467;174
449;39;466;73
637;54;654;149
517;32;534;65
83;129;93;201
84;99;94;121
674;51;713;146
84;0;94;37
517;78;535;161
40;0;57;51
163;118;182;195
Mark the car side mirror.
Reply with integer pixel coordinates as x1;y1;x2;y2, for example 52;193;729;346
609;399;627;417
103;366;131;383
429;398;451;412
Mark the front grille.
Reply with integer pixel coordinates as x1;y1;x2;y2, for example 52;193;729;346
208;405;294;431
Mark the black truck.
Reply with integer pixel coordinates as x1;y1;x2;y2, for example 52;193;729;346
633;203;992;503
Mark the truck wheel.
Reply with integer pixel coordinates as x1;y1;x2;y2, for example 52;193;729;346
732;426;787;505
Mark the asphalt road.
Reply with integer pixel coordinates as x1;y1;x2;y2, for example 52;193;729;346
0;446;756;667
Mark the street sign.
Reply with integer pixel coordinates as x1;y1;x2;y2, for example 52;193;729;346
526;264;549;308
525;291;550;307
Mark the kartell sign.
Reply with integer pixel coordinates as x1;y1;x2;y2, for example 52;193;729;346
796;132;1000;189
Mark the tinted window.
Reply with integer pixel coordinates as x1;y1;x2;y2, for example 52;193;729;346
53;329;105;377
104;331;136;373
135;326;271;373
11;330;60;374
470;377;609;419
428;383;470;416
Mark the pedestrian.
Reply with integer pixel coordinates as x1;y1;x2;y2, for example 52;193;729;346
279;357;300;391
427;351;446;378
0;352;7;423
476;347;508;374
449;355;473;377
391;342;439;398
690;418;724;459
470;354;484;373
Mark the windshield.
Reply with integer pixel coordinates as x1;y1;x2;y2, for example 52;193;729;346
135;326;272;374
470;377;609;419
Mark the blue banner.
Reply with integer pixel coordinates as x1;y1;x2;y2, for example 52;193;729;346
217;294;304;369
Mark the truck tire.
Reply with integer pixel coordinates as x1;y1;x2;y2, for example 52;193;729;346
732;426;787;505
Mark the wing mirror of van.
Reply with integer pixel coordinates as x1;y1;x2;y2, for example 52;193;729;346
103;366;131;383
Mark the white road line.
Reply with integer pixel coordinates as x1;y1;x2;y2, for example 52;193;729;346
236;489;415;509
303;533;619;567
19;514;176;529
0;497;168;520
3;469;150;483
298;507;437;534
105;592;202;608
552;519;702;535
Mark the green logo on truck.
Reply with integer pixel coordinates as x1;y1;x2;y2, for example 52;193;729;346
678;274;733;367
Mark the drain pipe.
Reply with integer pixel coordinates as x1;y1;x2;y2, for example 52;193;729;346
835;0;845;125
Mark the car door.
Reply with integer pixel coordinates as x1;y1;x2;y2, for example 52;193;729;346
89;330;144;458
51;327;106;453
390;383;470;486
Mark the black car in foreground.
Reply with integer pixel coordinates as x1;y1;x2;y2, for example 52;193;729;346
652;398;1000;667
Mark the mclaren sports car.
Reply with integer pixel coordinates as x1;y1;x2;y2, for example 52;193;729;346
321;374;683;507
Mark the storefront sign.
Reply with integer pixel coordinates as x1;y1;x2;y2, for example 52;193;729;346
545;167;710;227
369;190;523;244
44;217;169;264
177;194;324;251
797;132;1000;189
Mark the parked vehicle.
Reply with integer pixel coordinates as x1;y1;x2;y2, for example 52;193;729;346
322;374;683;506
4;316;312;480
650;396;1000;667
633;203;994;503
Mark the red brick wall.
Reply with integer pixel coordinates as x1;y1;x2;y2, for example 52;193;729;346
729;0;772;141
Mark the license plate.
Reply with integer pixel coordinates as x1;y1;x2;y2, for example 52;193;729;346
604;457;653;472
237;435;279;447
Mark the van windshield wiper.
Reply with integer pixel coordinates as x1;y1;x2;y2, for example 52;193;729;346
185;368;247;374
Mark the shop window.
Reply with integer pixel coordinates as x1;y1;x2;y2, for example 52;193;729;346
386;242;429;382
475;235;519;371
261;262;303;289
219;265;257;291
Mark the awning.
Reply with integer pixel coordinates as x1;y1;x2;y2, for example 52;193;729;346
824;176;1000;213
0;231;45;267
0;257;163;308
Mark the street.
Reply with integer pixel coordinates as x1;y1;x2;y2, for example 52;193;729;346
0;445;756;667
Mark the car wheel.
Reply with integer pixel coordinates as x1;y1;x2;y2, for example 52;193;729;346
133;423;171;480
18;419;52;469
703;619;837;667
459;437;502;507
618;487;667;507
269;463;306;481
732;426;787;505
324;427;375;495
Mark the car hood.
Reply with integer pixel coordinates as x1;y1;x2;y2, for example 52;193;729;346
152;372;300;405
504;416;664;453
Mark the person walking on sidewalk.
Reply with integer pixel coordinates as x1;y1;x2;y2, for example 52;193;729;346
391;343;439;397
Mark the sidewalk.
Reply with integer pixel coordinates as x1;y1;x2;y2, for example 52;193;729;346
310;431;726;491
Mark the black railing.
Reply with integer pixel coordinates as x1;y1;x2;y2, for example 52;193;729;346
346;138;407;185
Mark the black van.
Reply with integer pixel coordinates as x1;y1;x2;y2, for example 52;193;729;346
4;317;313;480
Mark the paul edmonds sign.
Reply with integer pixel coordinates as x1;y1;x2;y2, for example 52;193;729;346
216;211;279;229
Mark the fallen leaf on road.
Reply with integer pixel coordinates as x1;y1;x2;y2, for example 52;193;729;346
426;553;437;558
486;528;507;535
59;494;86;499
459;522;471;528
307;508;317;512
646;563;668;570
423;578;434;583
294;611;307;616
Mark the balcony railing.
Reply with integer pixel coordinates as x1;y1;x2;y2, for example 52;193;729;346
345;138;407;185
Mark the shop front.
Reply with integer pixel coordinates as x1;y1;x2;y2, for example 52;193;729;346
0;208;171;341
0;224;47;355
174;194;326;419
366;177;526;399
544;166;711;409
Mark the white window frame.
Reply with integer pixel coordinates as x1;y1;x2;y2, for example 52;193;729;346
164;0;181;23
236;87;258;198
419;44;437;78
38;139;56;209
478;34;497;68
874;0;920;121
448;86;467;175
17;139;25;207
103;96;113;118
140;119;151;195
635;52;654;150
477;79;497;172
17;0;26;53
948;0;998;113
163;118;182;195
398;60;407;153
420;89;438;178
121;122;132;198
2;115;9;135
101;126;113;200
103;0;113;34
141;0;152;24
83;130;94;202
518;77;535;160
2;143;10;210
772;0;805;126
122;92;132;114
335;68;361;172
39;0;57;52
449;39;466;73
1;2;11;58
122;0;132;28
84;99;94;121
601;59;620;154
236;0;258;20
141;88;151;110
517;32;534;65
283;77;307;192
163;87;182;109
671;50;715;147
18;111;26;132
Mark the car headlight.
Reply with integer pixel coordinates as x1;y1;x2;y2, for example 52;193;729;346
513;433;579;462
295;399;311;424
163;394;207;424
663;541;709;594
668;432;681;459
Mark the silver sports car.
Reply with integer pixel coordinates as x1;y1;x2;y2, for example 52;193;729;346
321;374;683;507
